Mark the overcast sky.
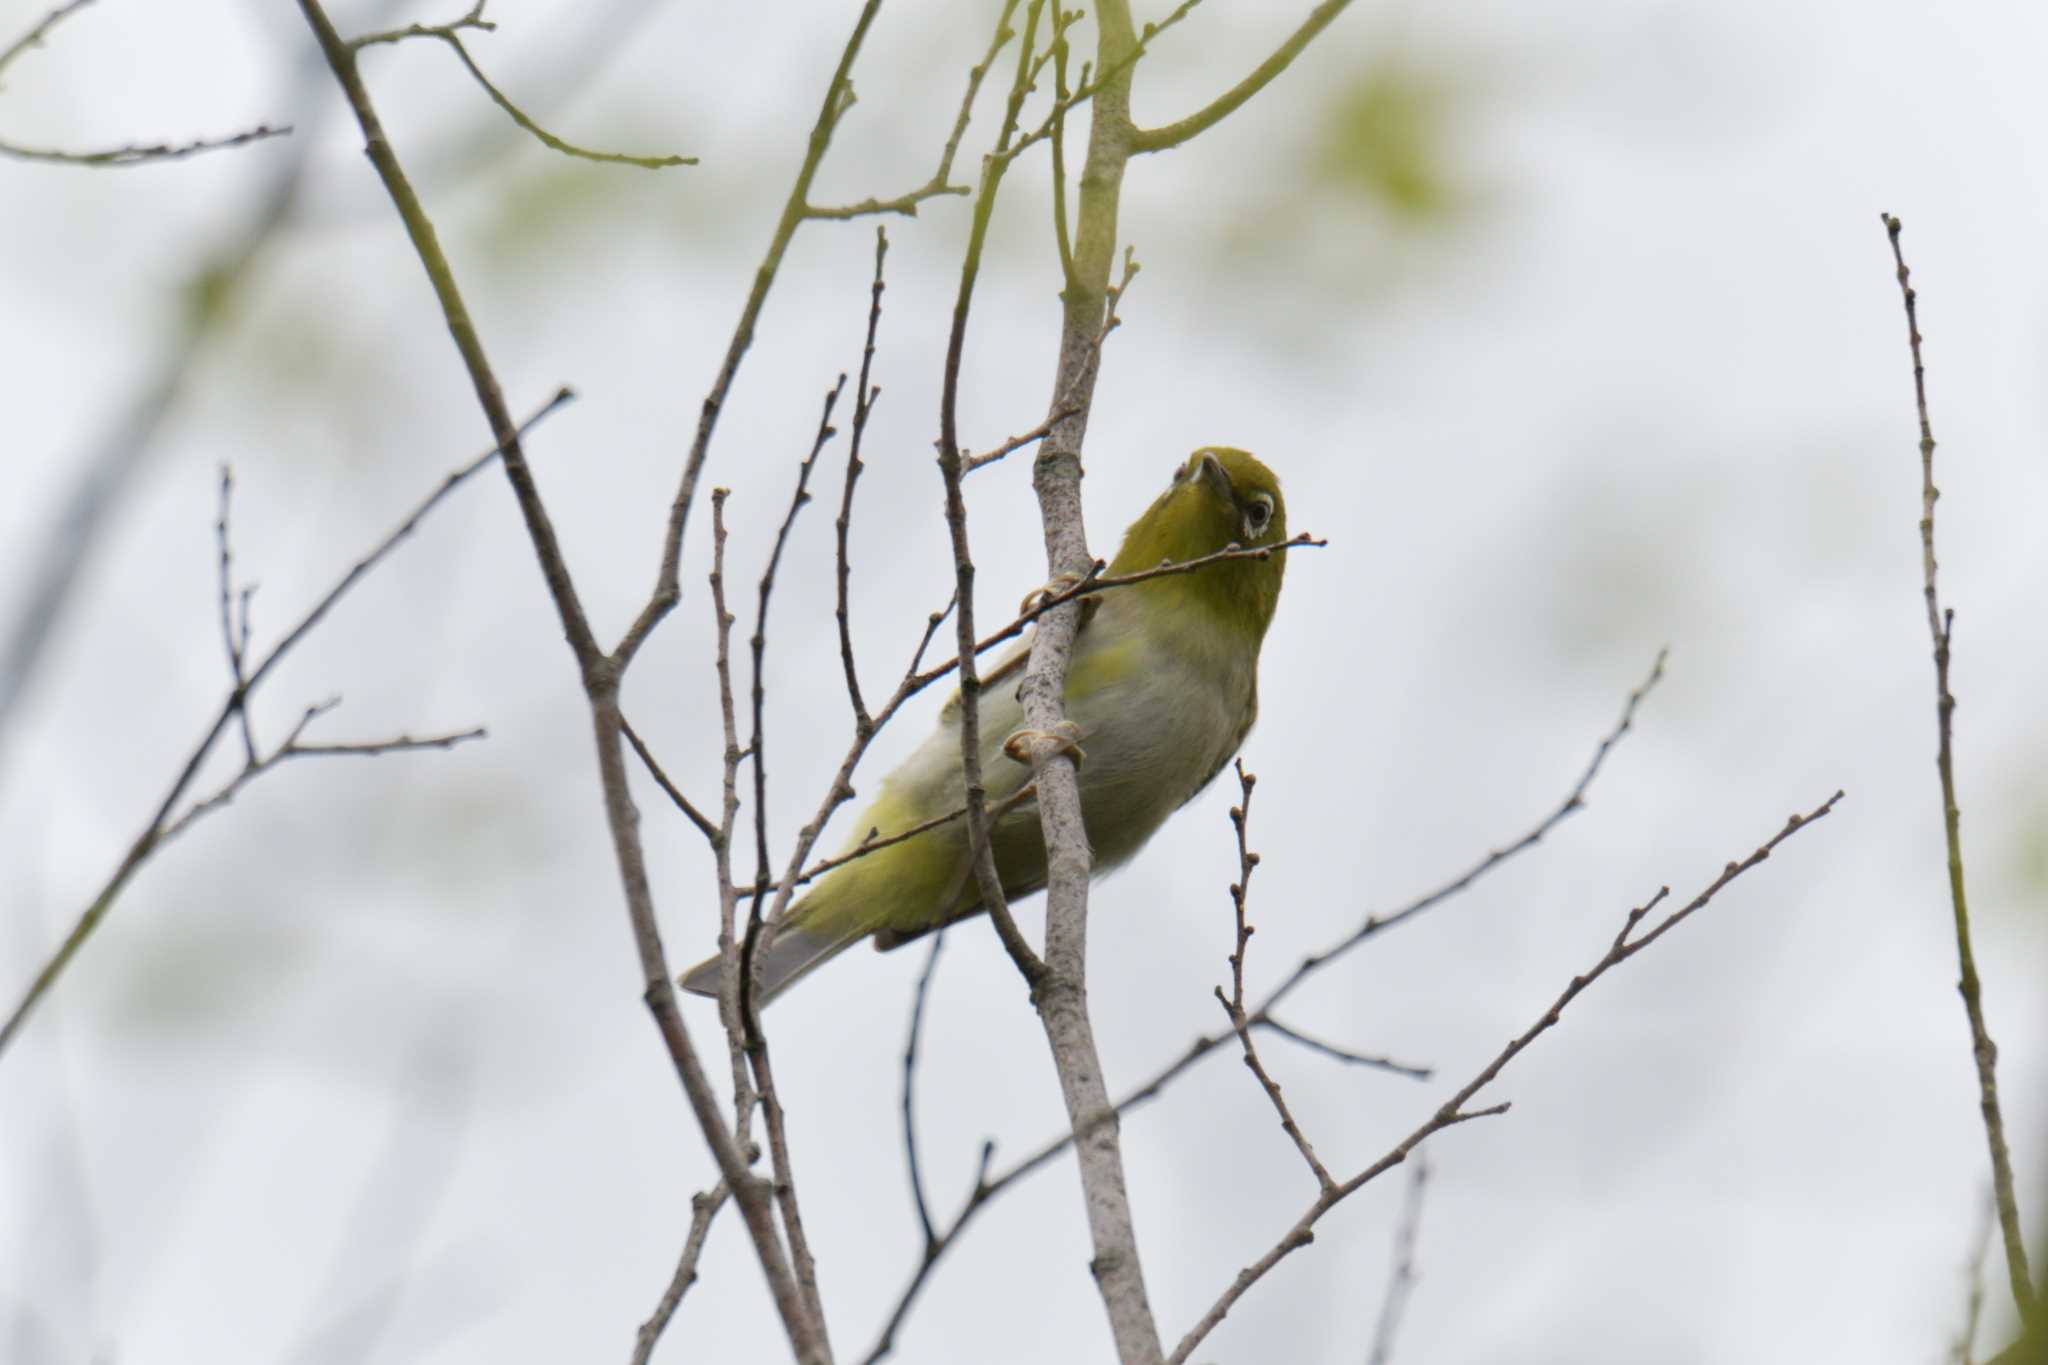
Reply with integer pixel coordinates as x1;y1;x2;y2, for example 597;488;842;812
4;2;2046;1362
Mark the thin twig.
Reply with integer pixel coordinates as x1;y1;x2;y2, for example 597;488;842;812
1253;1018;1429;1079
1047;10;1077;287
805;0;1021;220
901;933;947;1249
631;1183;730;1365
737;785;1035;902
736;382;846;1335
742;377;847;1018
215;467;259;765
1364;1153;1428;1365
0;0;95;80
836;229;888;734
160;706;487;845
611;0;888;669
708;491;760;1138
931;0;1054;992
962;411;1072;473
1097;245;1140;346
0;125;291;167
621;715;720;847
353;1;692;169
857;1139;998;1365
0;386;570;1062
1882;212;2035;1324
900;534;1326;702
1165;792;1847;1363
1216;762;1335;1192
1130;0;1353;154
1259;647;1666;1019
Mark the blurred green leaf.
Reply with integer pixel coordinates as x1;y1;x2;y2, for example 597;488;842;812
1312;61;1462;222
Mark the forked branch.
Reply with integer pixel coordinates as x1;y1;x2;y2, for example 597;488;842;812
1165;791;1847;1363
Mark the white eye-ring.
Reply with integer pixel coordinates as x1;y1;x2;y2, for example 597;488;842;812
1242;493;1273;538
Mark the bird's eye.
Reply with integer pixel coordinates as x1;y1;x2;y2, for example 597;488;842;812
1170;462;1186;484
1243;494;1273;536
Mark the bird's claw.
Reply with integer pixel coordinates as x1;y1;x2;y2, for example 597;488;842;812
1019;571;1088;616
1003;721;1086;766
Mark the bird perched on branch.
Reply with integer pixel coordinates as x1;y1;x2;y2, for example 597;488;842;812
681;447;1290;1005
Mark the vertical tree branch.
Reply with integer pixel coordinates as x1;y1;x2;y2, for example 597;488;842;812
1216;764;1335;1193
1004;3;1164;1358
1882;212;2034;1325
836;229;890;735
934;0;1054;991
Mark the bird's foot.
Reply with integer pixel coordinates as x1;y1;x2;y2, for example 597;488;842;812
1018;570;1089;616
1003;720;1087;766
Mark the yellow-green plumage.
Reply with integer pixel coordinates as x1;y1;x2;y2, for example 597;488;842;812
681;447;1289;1003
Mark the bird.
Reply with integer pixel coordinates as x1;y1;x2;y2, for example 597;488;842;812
680;446;1290;1005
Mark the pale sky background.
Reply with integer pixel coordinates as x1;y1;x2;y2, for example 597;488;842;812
3;2;2046;1363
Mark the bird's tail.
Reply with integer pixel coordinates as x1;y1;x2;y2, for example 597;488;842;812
677;918;865;1007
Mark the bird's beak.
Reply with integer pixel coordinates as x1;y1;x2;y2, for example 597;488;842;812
1194;450;1233;501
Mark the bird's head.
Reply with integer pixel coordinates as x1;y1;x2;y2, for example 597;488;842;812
1108;447;1289;643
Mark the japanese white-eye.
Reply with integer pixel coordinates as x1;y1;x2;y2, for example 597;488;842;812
681;447;1288;1003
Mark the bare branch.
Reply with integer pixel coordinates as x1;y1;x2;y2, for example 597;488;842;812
734;383;848;1335
1001;0;1165;1355
1257;646;1666;1018
708;491;759;1125
743;377;848;1013
1;1;287;164
901;535;1327;713
621;715;720;847
860;651;1654;1344
612;0;888;669
1881;211;2035;1324
296;5;825;1355
631;1183;730;1365
804;0;1020;220
347;0;495;49
901;933;947;1249
215;467;259;766
352;1;693;169
857;1138;998;1365
932;0;1055;992
160;703;487;846
1130;0;1353;154
1364;1152;1428;1365
1216;762;1334;1192
961;411;1073;473
1165;792;1847;1363
0;0;95;81
836;229;889;734
0;124;291;167
0;386;570;1062
1254;1019;1430;1080
1047;12;1077;286
737;785;1034;903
